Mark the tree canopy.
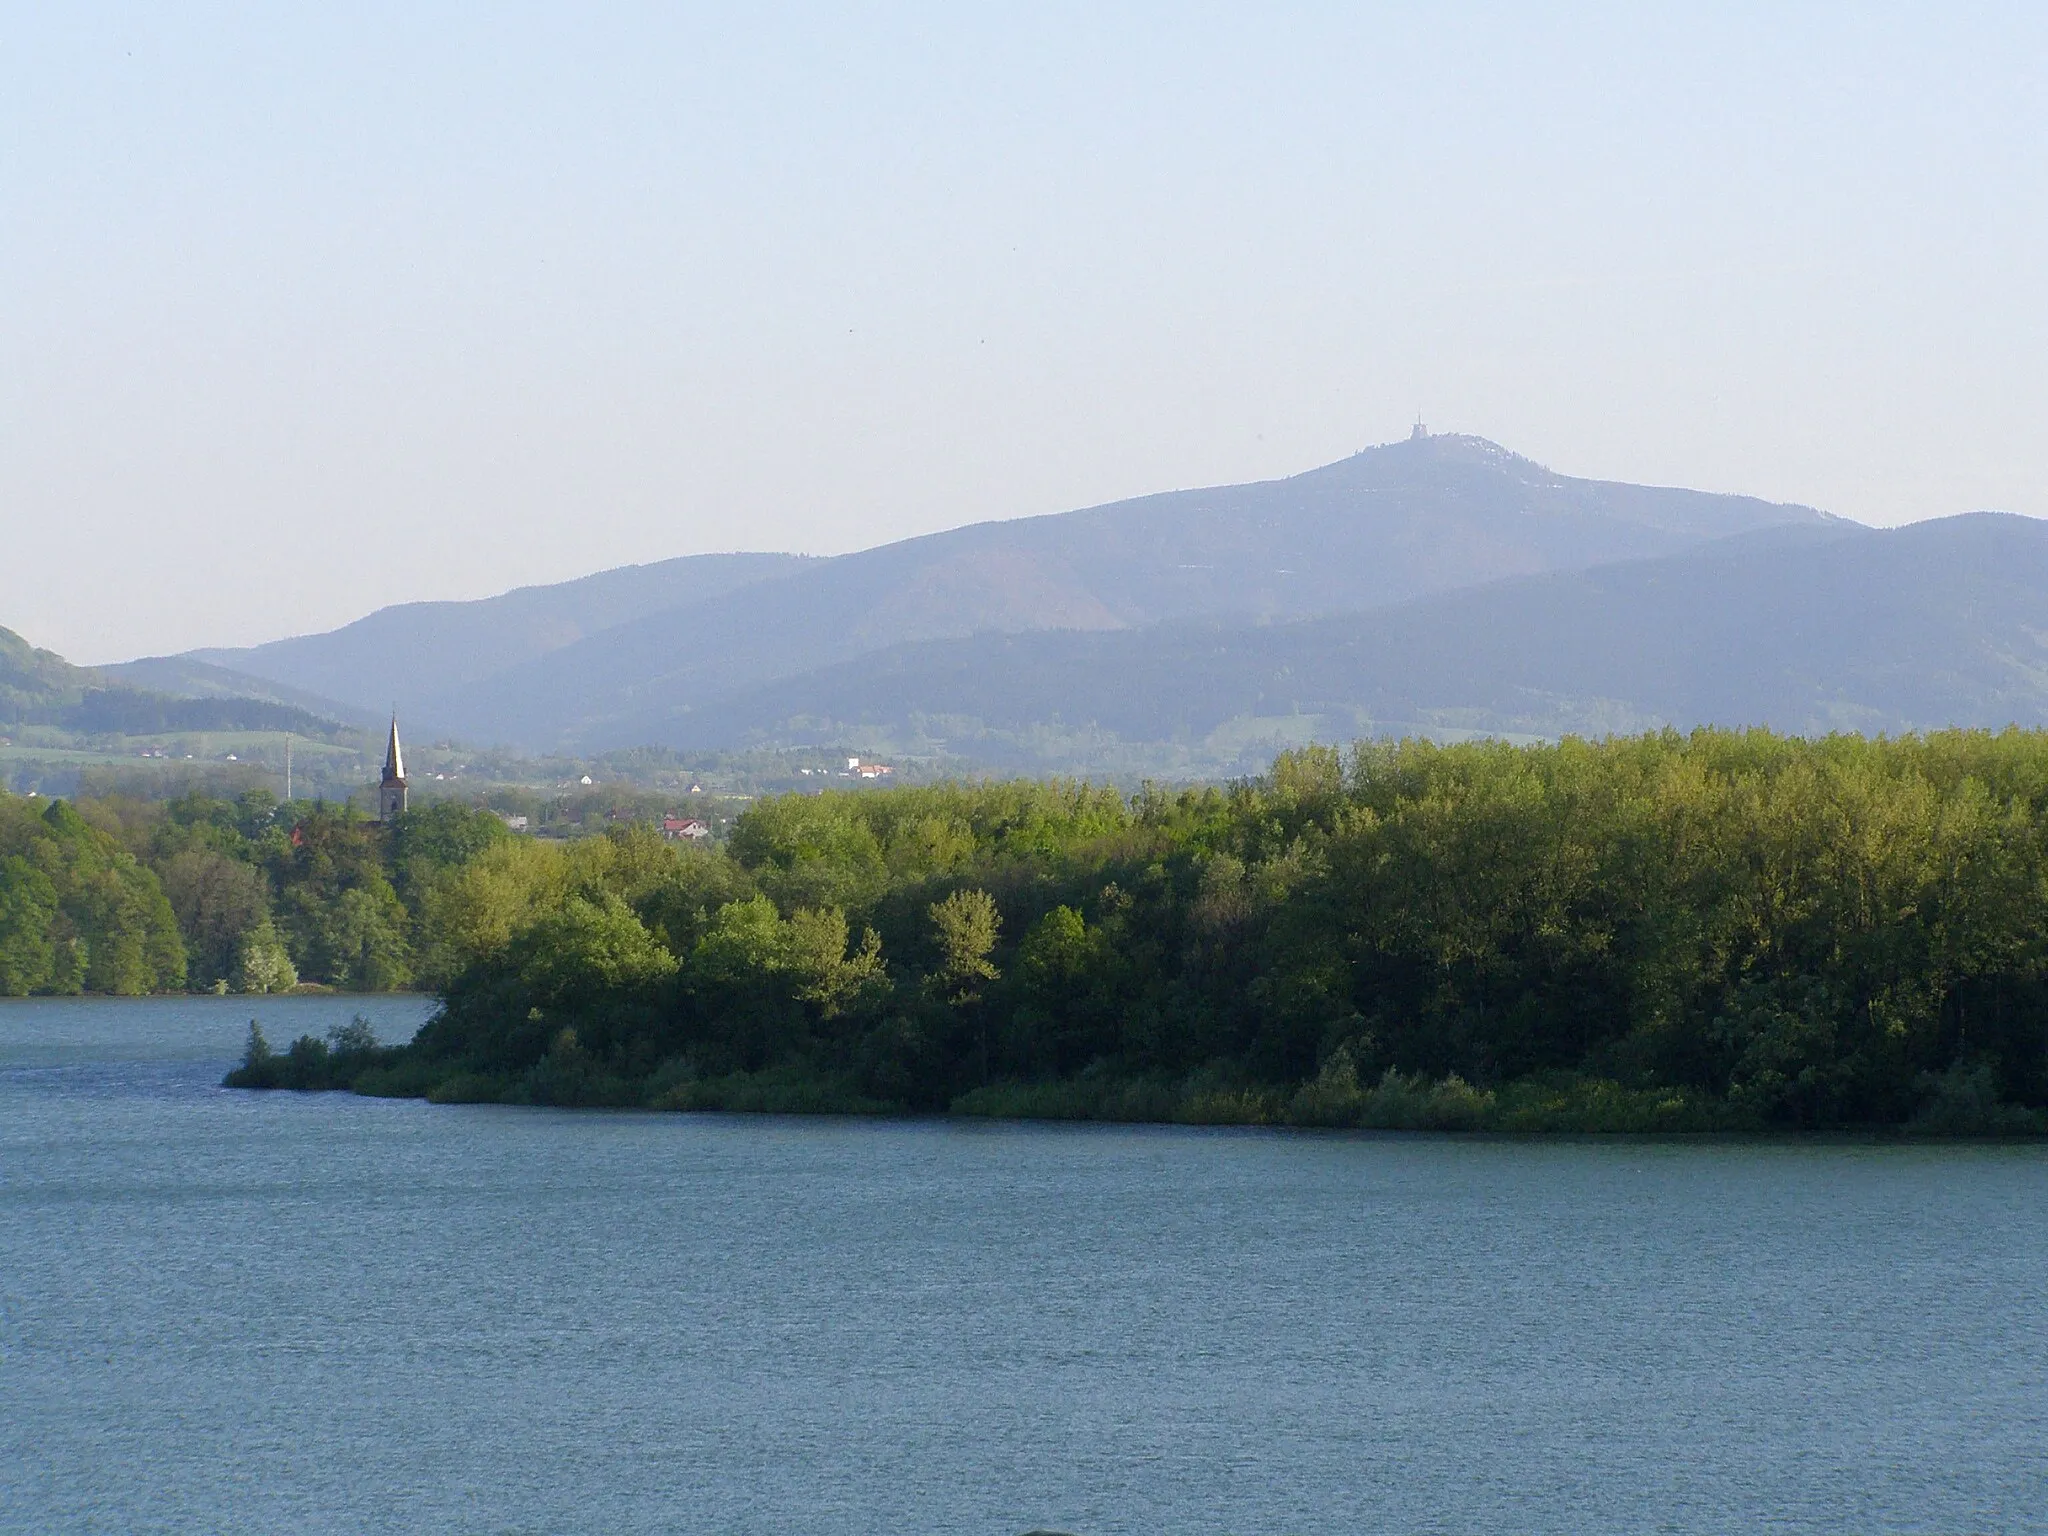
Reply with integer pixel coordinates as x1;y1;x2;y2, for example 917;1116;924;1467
252;730;2048;1132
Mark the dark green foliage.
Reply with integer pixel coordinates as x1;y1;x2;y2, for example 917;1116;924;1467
156;847;270;988
270;805;411;990
224;1015;400;1090
55;687;336;737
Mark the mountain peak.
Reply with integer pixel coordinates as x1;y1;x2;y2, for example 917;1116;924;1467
1300;431;1558;490
1389;429;1525;458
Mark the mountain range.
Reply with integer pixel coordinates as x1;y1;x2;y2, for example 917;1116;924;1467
74;430;2048;774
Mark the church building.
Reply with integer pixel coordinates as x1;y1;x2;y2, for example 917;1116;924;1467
379;715;408;822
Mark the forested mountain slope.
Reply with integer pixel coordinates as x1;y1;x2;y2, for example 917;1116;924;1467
660;514;2048;770
104;655;377;727
3;625;99;717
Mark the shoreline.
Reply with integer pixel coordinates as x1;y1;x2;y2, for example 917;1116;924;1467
227;1048;2048;1138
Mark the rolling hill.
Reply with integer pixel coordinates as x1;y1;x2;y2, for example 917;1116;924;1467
2;625;98;719
161;549;810;724
105;654;379;728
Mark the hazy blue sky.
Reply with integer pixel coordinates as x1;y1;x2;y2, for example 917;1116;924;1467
5;2;2043;662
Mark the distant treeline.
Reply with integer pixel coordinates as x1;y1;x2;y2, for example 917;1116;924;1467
45;687;340;738
213;729;2048;1134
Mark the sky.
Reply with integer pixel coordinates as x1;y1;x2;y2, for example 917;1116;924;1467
3;2;2043;664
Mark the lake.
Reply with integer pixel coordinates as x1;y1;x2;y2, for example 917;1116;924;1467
3;996;2045;1534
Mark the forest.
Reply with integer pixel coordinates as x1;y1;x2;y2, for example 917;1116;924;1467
10;728;2048;1131
0;788;502;996
220;728;2048;1132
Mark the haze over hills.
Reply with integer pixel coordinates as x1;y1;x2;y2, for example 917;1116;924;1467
144;433;1835;752
106;655;379;728
124;551;811;722
665;514;2048;772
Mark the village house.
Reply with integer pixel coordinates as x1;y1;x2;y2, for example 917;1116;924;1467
661;815;712;842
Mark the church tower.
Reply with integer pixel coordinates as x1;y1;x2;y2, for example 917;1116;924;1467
378;715;408;822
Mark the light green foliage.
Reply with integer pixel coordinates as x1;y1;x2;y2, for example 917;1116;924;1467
684;893;881;1012
726;795;889;909
0;795;184;994
0;855;59;994
515;893;679;1009
687;894;787;984
413;835;571;987
1018;905;1093;986
929;888;1001;1004
781;907;886;1017
234;918;298;994
570;823;678;907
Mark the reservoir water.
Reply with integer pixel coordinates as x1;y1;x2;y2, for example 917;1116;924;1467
3;996;2045;1534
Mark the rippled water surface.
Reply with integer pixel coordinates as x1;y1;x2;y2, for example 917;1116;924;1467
4;997;2046;1534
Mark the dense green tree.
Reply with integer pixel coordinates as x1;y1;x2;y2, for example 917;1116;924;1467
0;855;59;994
234;917;299;994
518;892;680;1011
929;889;1001;1004
390;803;509;905
272;805;411;988
15;730;2048;1131
0;797;184;994
158;847;270;988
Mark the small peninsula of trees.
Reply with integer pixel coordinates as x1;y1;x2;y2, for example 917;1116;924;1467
11;729;2048;1131
220;728;2048;1134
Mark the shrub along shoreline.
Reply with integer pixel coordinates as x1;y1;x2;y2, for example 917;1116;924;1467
222;730;2048;1135
226;1020;2040;1135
